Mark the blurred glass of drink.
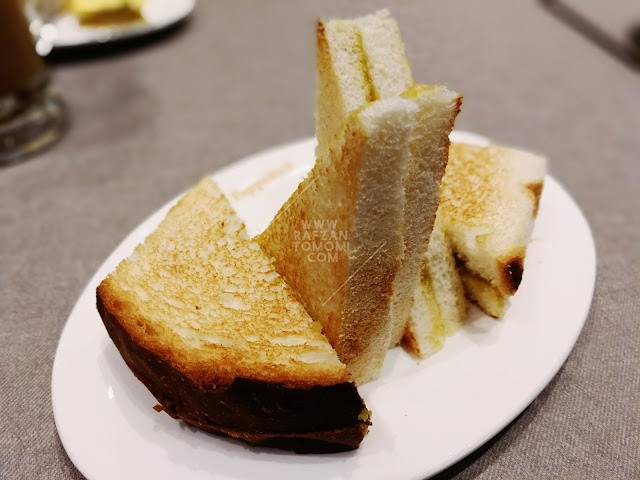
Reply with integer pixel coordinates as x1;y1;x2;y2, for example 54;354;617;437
0;0;66;166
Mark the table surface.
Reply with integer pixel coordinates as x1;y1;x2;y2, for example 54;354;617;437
1;1;639;479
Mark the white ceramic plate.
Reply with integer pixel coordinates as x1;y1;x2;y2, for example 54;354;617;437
52;132;596;480
33;0;194;50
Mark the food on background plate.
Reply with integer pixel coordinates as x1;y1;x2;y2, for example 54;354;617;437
96;178;370;453
64;0;145;24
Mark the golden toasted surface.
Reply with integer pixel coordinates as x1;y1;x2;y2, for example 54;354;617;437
440;143;546;295
257;123;363;352
98;178;349;389
441;144;510;223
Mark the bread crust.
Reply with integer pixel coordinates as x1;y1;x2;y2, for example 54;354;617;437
97;292;370;453
525;181;544;217
497;248;525;295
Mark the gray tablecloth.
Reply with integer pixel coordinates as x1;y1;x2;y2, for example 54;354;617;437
1;1;638;479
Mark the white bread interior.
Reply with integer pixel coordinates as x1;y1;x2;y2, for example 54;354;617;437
355;9;414;100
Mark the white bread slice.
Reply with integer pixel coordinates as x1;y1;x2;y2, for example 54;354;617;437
386;86;462;348
355;10;414;100
403;213;467;357
440;143;546;304
257;98;418;384
97;178;370;453
315;9;414;160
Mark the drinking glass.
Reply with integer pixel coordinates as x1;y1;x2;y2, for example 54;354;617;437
0;0;66;166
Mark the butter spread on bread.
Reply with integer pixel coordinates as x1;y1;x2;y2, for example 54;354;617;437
404;213;467;357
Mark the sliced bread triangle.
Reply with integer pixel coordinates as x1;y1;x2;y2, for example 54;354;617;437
257;98;418;384
97;178;370;453
440;143;546;306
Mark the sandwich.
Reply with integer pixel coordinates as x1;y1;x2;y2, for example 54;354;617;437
315;9;414;160
259;10;460;382
257;97;420;385
439;143;547;317
266;10;461;383
96;178;370;453
316;9;466;356
405;142;546;356
316;10;462;350
386;86;461;349
316;12;545;355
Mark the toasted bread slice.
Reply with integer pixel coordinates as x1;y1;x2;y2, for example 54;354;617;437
97;178;370;453
257;98;419;384
315;9;414;160
440;143;546;315
315;10;461;349
403;213;467;357
386;86;462;348
404;143;545;352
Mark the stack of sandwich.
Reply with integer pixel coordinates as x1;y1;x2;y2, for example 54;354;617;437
96;10;546;453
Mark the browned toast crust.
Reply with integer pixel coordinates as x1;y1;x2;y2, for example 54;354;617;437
498;247;526;295
97;292;370;453
525;181;544;217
